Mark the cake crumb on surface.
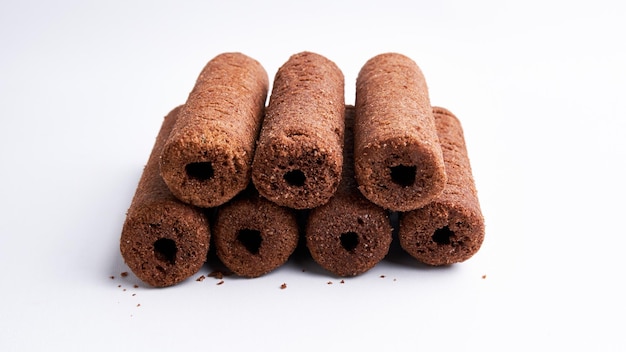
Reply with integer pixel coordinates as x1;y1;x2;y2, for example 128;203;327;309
196;275;206;282
280;283;287;289
217;280;225;285
482;274;487;279
121;272;129;278
209;271;223;279
340;280;345;284
208;270;232;279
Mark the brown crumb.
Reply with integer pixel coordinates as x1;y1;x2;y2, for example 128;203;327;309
110;275;115;280
136;304;140;307
380;275;386;278
133;284;138;288
123;289;126;292
280;283;287;289
208;271;224;279
121;272;128;278
118;285;121;288
209;269;234;279
196;275;206;282
132;294;136;296
340;280;345;284
327;281;333;285
217;280;225;285
393;278;397;281
482;274;487;279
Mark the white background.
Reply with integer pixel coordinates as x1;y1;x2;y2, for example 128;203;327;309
1;0;625;350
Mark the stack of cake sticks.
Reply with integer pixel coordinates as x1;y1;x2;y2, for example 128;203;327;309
120;52;485;287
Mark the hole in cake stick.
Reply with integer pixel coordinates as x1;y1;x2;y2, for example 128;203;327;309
154;238;177;264
237;229;262;255
185;162;214;181
283;169;306;187
432;226;454;245
390;164;417;187
340;232;359;252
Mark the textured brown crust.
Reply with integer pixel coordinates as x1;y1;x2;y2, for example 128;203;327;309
120;106;211;287
306;106;392;276
399;107;484;265
354;53;446;211
160;53;269;208
212;187;299;278
252;51;345;209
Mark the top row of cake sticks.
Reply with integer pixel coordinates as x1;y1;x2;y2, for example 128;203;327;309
159;51;447;212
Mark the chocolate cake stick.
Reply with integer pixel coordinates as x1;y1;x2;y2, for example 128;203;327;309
306;106;392;276
160;53;269;208
399;107;484;265
121;106;211;287
252;51;345;209
354;53;446;211
212;187;299;278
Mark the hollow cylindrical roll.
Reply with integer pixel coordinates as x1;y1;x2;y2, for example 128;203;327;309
354;53;446;211
399;107;484;265
213;187;299;278
252;51;345;209
121;106;211;287
160;52;269;208
306;106;392;276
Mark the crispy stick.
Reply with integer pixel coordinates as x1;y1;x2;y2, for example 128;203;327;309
354;53;446;211
306;106;392;276
121;106;210;287
399;107;484;265
160;53;269;208
252;51;345;209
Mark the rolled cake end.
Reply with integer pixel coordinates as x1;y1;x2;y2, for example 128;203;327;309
306;196;392;276
120;201;210;287
399;200;484;265
160;127;251;208
252;133;342;209
213;195;299;278
355;137;447;212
